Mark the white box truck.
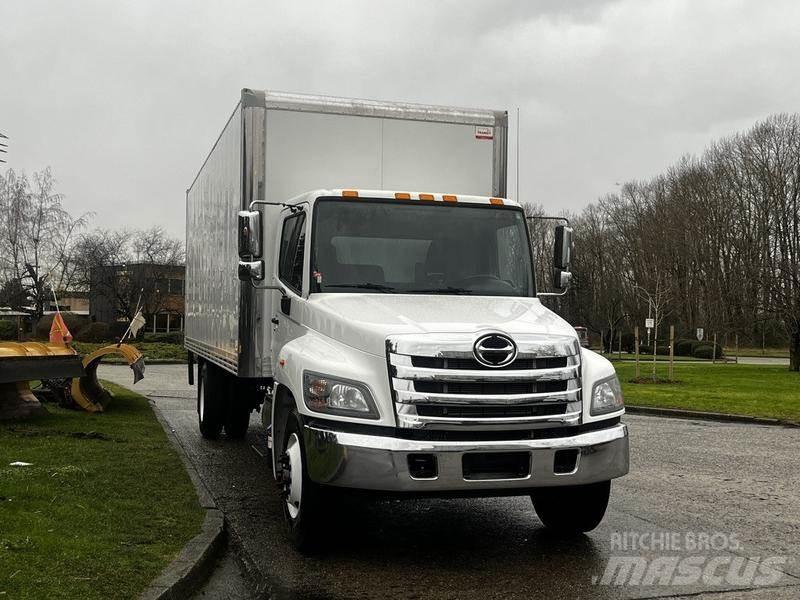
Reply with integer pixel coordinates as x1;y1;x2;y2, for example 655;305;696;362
186;89;629;549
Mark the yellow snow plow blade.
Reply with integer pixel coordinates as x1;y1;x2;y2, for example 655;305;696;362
70;344;145;413
0;342;83;420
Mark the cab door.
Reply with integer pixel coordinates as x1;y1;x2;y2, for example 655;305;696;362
271;209;308;370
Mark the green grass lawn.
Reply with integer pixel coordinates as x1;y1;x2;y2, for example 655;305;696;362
0;384;204;599
606;353;707;362
72;341;187;363
725;346;789;358
616;362;800;422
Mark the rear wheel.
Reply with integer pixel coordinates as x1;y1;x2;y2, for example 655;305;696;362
197;362;224;439
531;480;611;533
280;410;322;551
224;398;251;439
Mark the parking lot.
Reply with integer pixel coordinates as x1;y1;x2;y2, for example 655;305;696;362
100;364;800;600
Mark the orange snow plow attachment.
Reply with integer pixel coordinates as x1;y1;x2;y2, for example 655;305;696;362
0;342;83;420
0;341;145;418
70;344;145;413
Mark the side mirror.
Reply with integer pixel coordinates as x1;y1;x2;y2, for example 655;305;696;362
552;225;573;291
553;269;572;290
238;210;262;258
238;260;264;282
553;225;573;269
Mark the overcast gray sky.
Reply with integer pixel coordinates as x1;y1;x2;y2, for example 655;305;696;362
3;0;800;239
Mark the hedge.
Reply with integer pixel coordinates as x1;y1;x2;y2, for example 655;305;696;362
75;321;110;342
143;332;184;344
35;312;88;340
0;320;18;340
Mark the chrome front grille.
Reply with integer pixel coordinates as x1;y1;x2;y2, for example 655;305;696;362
387;333;582;430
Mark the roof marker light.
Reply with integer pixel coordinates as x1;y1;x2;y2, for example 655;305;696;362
490;197;504;205
342;190;359;197
395;192;411;200
442;194;457;203
419;193;435;201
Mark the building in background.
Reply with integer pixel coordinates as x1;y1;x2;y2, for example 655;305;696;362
46;290;90;315
89;263;185;333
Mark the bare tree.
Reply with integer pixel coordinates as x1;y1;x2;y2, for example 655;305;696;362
0;167;88;318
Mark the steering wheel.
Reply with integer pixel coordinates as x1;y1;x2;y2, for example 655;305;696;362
453;274;516;291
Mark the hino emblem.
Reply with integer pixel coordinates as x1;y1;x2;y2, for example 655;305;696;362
473;333;518;368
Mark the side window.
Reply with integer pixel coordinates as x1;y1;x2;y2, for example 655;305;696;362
497;224;527;287
278;212;306;293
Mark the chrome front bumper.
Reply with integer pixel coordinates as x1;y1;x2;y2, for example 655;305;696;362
303;422;629;492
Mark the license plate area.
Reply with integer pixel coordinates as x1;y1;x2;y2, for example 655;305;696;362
462;452;531;480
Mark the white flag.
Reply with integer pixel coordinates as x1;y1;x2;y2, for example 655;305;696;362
129;311;146;338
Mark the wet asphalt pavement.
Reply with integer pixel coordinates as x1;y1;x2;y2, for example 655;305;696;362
100;364;800;600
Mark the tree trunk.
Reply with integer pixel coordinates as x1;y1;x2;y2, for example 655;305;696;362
790;328;800;372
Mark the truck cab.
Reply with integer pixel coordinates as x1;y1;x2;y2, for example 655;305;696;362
186;91;628;550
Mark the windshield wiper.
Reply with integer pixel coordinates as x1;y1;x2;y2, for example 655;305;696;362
324;282;396;293
407;286;472;295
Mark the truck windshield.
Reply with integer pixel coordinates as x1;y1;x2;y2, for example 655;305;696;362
312;198;534;296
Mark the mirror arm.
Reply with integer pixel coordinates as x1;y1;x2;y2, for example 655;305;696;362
526;215;570;226
248;276;287;294
538;287;570;298
248;199;309;213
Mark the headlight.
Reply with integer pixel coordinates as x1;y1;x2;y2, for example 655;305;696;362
302;372;379;419
590;374;624;416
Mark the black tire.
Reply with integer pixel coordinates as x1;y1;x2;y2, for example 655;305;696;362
280;410;322;552
531;480;611;534
224;398;251;439
197;362;224;439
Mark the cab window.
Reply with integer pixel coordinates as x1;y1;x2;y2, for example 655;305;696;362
278;212;306;293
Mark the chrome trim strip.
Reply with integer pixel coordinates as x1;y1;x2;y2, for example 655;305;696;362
396;411;582;427
388;334;580;358
393;387;580;405
391;364;579;382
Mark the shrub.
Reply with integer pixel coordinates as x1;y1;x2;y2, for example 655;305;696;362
35;312;88;340
692;342;725;358
674;339;694;356
109;320;131;340
621;333;636;353
143;332;184;344
692;344;713;359
76;322;110;343
656;345;671;356
692;343;724;359
0;320;18;340
639;345;652;355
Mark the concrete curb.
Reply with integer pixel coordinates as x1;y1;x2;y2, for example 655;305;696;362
139;400;226;600
626;405;800;428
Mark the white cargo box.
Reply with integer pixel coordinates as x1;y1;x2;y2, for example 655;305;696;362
186;89;508;377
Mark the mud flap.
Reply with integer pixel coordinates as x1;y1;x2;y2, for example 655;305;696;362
70;344;146;413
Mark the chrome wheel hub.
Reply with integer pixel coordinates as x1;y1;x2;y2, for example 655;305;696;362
284;433;303;519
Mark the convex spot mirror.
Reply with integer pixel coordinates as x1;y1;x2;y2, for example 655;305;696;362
238;260;264;282
553;225;573;290
238;210;262;258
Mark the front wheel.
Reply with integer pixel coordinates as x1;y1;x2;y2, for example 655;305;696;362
531;480;611;533
279;410;323;552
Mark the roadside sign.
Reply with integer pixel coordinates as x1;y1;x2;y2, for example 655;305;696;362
696;328;704;341
645;318;655;329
